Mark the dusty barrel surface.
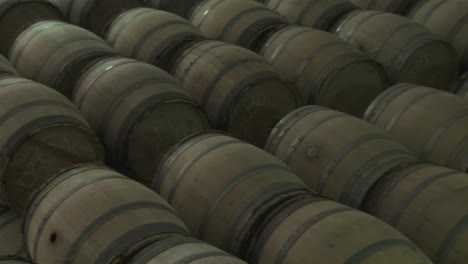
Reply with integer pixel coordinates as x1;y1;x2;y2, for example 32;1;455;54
171;40;299;147
408;0;468;71
0;55;16;77
24;164;190;264
458;71;468;97
73;57;210;186
248;194;433;264
265;105;417;208
50;0;165;37
153;0;201;18
130;235;247;264
0;77;104;212
332;10;459;90
9;21;116;98
260;25;387;116
190;0;286;50
365;83;468;171
350;0;420;14
364;164;468;264
153;132;310;257
0;206;26;259
106;8;204;71
0;0;64;56
264;0;358;30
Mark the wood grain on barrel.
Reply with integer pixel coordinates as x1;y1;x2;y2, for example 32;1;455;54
106;8;204;71
190;0;286;50
130;235;247;264
0;0;64;56
24;164;190;264
332;10;459;91
0;77;104;212
408;0;468;71
153;132;310;257
265;105;417;208
364;83;468;171
249;195;432;264
171;40;299;147
259;25;387;116
9;21;115;98
364;164;468;264
73;57;210;186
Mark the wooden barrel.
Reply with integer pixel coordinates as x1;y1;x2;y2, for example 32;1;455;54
171;40;299;147
264;0;358;31
458;71;468;97
408;0;468;71
0;77;104;212
9;21;116;99
364;164;468;264
106;8;204;71
130;235;247;264
0;206;26;259
153;132;310;257
73;57;210;186
248;194;432;264
24;164;190;264
259;25;387;116
332;10;459;90
0;0;63;56
50;0;165;37
350;0;420;14
265;105;417;208
0;55;16;77
190;0;286;50
364;83;468;171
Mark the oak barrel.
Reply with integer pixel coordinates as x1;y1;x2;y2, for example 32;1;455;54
364;83;468;171
364;164;468;264
24;164;190;264
153;132;310;257
9;21;116;98
458;71;468;97
248;194;432;264
171;40;299;147
190;0;286;50
408;0;468;71
0;206;26;259
350;0;420;14
0;77;104;212
265;105;417;208
106;8;204;71
0;0;63;56
0;55;16;77
264;0;358;30
332;10;459;90
259;25;387;116
50;0;165;37
73;57;210;186
130;235;247;264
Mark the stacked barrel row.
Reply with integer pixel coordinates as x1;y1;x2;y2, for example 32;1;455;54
348;0;468;74
0;19;437;264
0;1;465;264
